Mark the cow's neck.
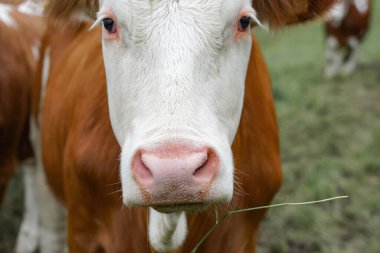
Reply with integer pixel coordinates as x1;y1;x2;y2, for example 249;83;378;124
149;208;188;253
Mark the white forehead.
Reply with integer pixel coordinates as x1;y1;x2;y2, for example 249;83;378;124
100;0;253;30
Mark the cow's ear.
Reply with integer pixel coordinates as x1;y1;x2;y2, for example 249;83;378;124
45;0;99;21
253;0;337;28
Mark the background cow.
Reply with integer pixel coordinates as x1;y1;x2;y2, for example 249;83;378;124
324;0;372;78
0;1;44;252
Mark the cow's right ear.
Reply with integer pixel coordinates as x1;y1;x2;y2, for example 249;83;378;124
253;0;337;28
45;0;99;21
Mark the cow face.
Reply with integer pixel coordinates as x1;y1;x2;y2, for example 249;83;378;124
97;0;257;212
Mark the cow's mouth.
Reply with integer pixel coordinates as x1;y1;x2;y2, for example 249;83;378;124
152;203;210;213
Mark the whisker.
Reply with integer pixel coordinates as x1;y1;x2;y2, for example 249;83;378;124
105;181;121;187
107;189;122;196
234;167;249;177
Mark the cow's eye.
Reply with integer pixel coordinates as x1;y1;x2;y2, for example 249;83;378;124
238;16;251;32
103;18;117;33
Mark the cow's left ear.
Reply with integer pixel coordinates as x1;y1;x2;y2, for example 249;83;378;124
253;0;337;28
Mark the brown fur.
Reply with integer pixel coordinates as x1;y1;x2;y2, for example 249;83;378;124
0;6;44;203
45;0;98;20
254;0;337;26
0;0;24;4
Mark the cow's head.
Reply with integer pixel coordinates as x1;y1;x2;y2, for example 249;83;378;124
94;0;261;213
46;0;336;213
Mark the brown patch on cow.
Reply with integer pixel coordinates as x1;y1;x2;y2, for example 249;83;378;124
45;0;98;21
0;7;44;203
253;0;337;27
0;0;24;4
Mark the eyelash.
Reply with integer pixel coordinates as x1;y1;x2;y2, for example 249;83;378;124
89;15;119;40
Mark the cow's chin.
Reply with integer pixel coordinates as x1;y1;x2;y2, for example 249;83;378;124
152;203;210;214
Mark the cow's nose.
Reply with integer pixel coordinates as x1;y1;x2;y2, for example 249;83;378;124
132;145;218;202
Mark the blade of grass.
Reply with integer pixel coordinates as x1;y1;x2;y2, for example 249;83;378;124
190;196;348;253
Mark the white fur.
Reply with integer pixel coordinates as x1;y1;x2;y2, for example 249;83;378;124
100;0;255;208
325;35;360;78
17;0;43;16
325;36;344;78
325;0;349;27
347;36;359;49
341;36;359;75
149;209;188;253
39;47;50;121
15;159;39;253
0;4;16;27
31;41;40;61
31;116;67;253
353;0;369;14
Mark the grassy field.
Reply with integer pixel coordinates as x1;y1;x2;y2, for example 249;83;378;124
256;3;380;253
1;4;379;253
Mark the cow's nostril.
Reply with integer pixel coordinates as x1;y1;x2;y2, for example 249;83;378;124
133;153;154;184
192;149;218;183
193;157;208;176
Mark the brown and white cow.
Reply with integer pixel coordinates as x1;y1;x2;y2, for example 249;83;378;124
324;0;371;78
0;0;43;205
32;1;335;252
0;1;44;252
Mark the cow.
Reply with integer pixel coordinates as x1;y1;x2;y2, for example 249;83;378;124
324;0;371;78
0;1;44;252
31;1;336;252
0;0;43;213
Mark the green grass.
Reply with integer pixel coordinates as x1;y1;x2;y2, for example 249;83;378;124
256;3;380;253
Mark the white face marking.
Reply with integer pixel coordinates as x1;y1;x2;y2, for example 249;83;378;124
0;4;16;27
99;0;256;207
17;0;44;16
353;0;369;14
